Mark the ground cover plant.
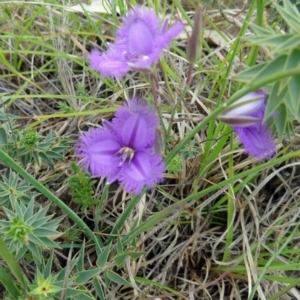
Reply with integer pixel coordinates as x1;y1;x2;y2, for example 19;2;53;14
1;0;300;299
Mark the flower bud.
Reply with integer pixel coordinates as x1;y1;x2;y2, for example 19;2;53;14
217;90;276;160
186;6;202;64
218;90;266;127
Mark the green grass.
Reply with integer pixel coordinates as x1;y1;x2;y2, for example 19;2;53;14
0;0;299;299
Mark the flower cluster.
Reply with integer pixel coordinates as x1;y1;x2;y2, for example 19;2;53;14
219;90;276;160
76;99;165;194
89;6;184;78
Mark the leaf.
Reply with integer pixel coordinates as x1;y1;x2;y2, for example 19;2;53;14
75;268;102;285
284;48;300;70
0;265;21;299
76;240;86;272
273;103;288;140
249;23;274;36
250;54;288;85
274;35;300;53
129;251;145;260
234;63;270;82
28;242;42;261
0;127;7;146
116;234;123;254
265;81;288;119
104;270;111;288
72;293;95;300
106;270;133;288
93;277;105;300
288;74;300;116
114;252;128;268
274;0;300;32
65;287;94;298
44;251;54;278
235;54;288;84
246;34;292;48
0;238;26;289
96;242;111;268
33;228;62;237
38;152;54;169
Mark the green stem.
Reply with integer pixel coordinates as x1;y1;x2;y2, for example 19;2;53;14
165;86;189;141
0;149;102;250
217;0;256;106
245;0;265;68
266;277;300;300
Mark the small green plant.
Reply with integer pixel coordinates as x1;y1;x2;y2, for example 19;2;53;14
68;163;98;211
77;83;89;100
58;101;75;113
16;130;68;172
0;169;39;210
0;199;62;260
166;154;182;176
0;112;69;172
181;140;199;159
28;269;61;300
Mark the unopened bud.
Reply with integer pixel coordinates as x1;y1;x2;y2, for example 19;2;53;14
217;115;261;127
218;90;267;127
186;6;202;64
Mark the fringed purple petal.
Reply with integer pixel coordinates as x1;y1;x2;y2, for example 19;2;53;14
112;98;159;148
76;127;122;180
89;6;183;78
88;49;129;79
157;21;184;50
234;124;276;160
117;6;160;51
127;19;154;55
119;151;165;194
120;113;148;150
231;92;276;160
76;96;165;194
114;98;159;127
219;90;276;160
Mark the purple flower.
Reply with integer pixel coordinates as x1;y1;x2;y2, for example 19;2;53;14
76;99;165;194
219;90;276;160
89;6;184;78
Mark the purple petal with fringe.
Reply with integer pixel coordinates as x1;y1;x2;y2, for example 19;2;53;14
227;90;276;160
76;99;165;193
88;6;184;78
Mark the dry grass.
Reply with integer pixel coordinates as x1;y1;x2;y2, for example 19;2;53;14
0;0;300;299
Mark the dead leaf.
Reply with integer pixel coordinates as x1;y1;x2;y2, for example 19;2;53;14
65;0;124;14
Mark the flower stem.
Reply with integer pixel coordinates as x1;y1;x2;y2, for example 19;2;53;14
165;86;189;141
149;72;160;107
185;64;194;87
149;71;167;134
0;149;102;250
